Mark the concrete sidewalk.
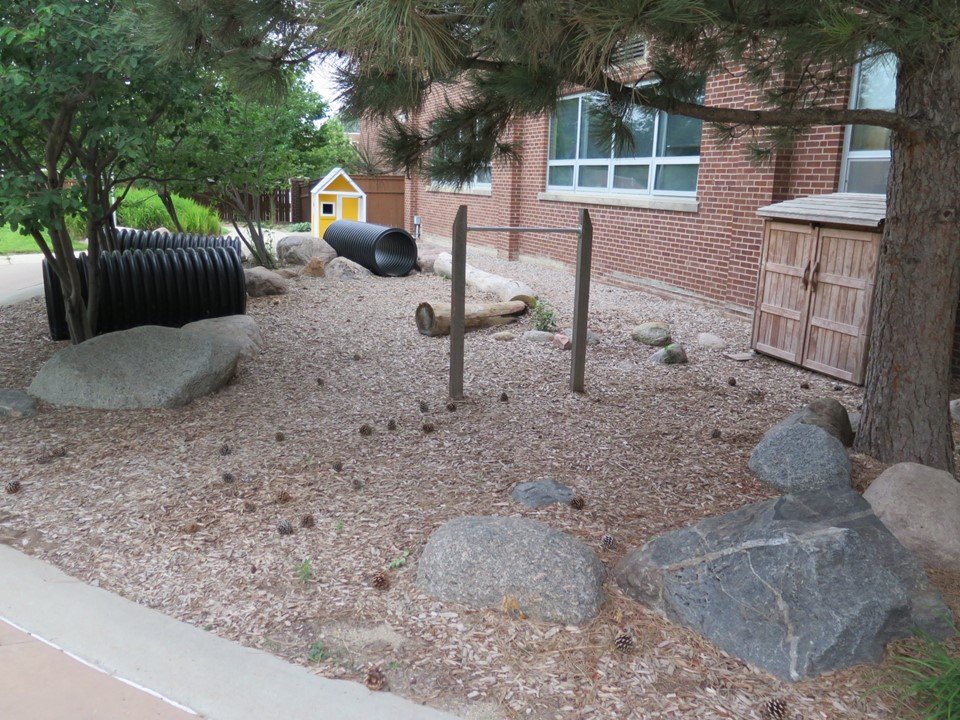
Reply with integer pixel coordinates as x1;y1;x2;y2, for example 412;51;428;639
0;546;457;720
0;253;44;307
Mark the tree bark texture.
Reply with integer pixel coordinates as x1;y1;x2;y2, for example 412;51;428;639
855;49;960;473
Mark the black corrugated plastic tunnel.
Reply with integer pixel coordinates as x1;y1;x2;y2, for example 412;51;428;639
323;220;417;276
42;245;246;341
112;228;241;254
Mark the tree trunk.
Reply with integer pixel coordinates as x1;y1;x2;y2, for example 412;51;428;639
855;50;960;473
416;300;527;336
158;187;184;233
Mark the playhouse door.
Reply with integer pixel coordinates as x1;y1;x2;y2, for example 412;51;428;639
341;196;360;222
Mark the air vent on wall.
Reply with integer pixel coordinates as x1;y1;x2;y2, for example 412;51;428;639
611;37;648;65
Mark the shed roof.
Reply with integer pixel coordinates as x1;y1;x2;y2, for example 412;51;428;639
310;167;363;195
757;193;886;229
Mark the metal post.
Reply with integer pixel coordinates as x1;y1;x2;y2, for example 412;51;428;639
570;209;593;394
449;205;468;400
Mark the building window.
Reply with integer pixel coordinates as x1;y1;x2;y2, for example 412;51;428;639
321;202;335;216
547;92;702;196
841;53;897;194
430;121;493;190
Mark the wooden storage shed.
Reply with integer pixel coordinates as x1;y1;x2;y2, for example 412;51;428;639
752;193;886;384
310;167;367;238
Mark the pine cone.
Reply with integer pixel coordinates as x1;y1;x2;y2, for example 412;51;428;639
182;521;200;534
761;698;789;720
421;422;436;434
332;460;344;472
219;443;231;456
5;480;22;495
419;401;429;413
371;571;390;590
222;472;235;483
359;424;373;436
387;419;397;431
243;500;257;513
316;378;325;387
614;632;634;652
446;401;457;412
600;533;615;549
275;431;286;442
351;478;363;490
276;490;292;504
499;392;509;402
299;514;315;528
277;519;294;536
569;495;585;510
365;667;387;691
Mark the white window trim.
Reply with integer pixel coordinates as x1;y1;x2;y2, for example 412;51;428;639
547;90;701;198
839;57;893;195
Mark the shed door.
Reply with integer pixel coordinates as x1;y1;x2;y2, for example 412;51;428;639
751;222;817;363
801;227;878;383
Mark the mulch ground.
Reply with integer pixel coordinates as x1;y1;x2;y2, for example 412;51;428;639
1;248;957;720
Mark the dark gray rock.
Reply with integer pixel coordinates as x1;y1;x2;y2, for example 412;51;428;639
244;267;289;297
748;422;851;492
28;326;240;409
0;389;37;419
650;343;688;365
512;478;575;508
417;516;605;624
776;398;855;447
276;234;336;266
615;489;954;682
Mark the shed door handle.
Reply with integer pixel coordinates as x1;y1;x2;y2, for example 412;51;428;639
811;261;821;291
801;261;811;289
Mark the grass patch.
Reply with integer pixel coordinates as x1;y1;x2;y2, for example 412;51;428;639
886;635;960;719
0;226;84;255
116;188;221;235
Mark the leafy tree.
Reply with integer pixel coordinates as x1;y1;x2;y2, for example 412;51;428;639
0;0;205;342
144;0;960;472
292;116;360;179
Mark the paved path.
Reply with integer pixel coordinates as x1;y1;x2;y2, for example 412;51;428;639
0;254;44;307
0;546;457;720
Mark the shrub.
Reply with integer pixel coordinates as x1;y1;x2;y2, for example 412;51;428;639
288;221;311;232
532;300;557;332
116;188;221;235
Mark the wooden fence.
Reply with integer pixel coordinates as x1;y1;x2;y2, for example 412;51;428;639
210;188;293;226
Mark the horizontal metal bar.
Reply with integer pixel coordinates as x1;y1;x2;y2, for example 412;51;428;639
467;226;581;234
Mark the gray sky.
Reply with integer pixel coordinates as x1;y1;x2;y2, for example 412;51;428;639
306;57;342;114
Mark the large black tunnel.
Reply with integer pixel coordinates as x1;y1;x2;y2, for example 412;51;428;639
112;228;241;254
323;220;417;277
42;245;245;341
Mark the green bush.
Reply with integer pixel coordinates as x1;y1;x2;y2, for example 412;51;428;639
532;300;557;332
116;188;221;235
288;221;311;232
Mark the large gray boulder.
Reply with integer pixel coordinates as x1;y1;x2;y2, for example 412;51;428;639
631;322;671;347
325;256;373;280
865;462;960;573
615;489;954;682
28;326;240;409
276;234;337;266
511;478;575;508
748;421;851;492
244;267;289;297
776;398;855;446
181;315;262;362
417;516;605;624
0;389;37;419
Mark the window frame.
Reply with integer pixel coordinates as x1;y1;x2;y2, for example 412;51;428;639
546;89;701;198
839;54;896;195
320;201;336;217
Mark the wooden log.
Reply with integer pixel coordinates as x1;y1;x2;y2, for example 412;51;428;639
416;300;527;337
433;253;536;307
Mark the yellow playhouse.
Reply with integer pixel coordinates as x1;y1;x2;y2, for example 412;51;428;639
310;167;367;237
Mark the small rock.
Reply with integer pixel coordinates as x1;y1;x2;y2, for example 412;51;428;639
351;478;363;490
417;516;606;624
650;343;688;365
301;258;326;277
848;410;861;434
723;350;756;362
182;522;200;534
244;267;289;297
631;322;671;347
492;331;517;341
522;330;555;344
562;328;601;346
0;389;37;420
512;478;575;508
325;256;373;280
864;462;960;572
696;332;725;350
243;500;257;513
553;333;572;350
833;383;844;391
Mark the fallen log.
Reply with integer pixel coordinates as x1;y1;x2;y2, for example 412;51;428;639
416;300;527;337
433;253;536;307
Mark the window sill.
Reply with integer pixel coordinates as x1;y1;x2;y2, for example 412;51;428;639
428;185;493;197
537;191;699;213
